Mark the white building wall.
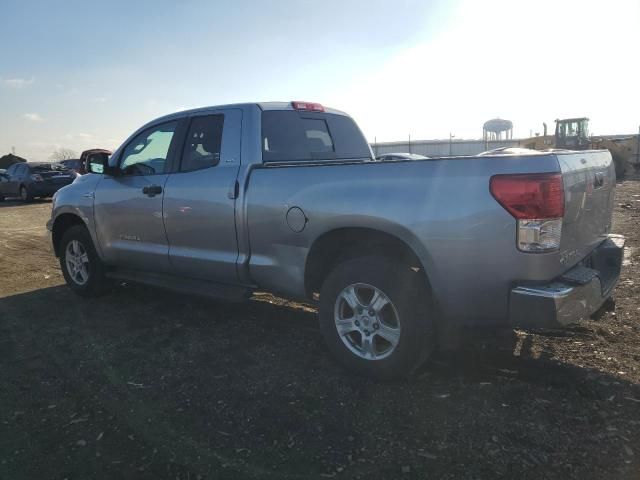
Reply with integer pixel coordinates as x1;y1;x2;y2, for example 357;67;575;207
371;139;521;157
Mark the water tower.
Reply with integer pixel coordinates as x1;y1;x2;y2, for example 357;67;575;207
483;118;513;145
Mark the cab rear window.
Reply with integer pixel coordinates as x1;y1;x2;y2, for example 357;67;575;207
262;111;371;163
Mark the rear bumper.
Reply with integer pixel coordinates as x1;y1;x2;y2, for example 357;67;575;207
509;235;625;328
28;182;72;197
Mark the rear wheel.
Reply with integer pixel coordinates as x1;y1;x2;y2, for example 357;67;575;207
319;256;434;379
59;225;107;297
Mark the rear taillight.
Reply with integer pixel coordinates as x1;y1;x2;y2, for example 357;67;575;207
291;101;325;112
490;173;564;252
30;174;43;182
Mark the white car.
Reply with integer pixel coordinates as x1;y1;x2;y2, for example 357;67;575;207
376;152;429;161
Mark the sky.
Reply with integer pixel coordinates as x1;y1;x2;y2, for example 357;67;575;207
1;0;639;161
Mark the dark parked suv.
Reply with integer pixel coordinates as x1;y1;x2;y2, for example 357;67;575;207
59;159;83;173
0;162;76;202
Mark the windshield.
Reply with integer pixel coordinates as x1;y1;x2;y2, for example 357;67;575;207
557;120;588;140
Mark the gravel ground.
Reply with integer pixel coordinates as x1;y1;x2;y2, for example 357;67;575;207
1;175;639;480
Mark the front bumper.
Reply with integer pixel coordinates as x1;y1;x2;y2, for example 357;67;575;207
509;235;625;328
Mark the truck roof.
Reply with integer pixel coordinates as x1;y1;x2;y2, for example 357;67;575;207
150;102;348;125
257;102;348;116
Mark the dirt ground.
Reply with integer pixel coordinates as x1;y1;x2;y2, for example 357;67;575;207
1;176;639;480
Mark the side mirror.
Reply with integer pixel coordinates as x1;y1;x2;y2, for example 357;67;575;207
88;154;116;176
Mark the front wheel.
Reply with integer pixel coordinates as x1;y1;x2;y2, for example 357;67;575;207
319;256;434;379
20;186;32;202
59;225;107;297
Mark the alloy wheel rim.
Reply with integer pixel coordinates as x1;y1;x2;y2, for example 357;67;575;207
333;283;401;360
65;240;90;285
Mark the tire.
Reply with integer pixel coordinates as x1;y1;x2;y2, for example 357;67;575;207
0;194;4;202
19;185;32;202
59;225;108;297
602;296;616;312
319;256;435;379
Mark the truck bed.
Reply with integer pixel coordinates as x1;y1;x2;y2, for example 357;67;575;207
245;150;616;327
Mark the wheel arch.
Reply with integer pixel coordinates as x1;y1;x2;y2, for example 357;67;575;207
304;226;434;299
52;213;88;257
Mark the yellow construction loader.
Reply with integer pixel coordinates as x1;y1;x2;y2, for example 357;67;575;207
522;117;638;178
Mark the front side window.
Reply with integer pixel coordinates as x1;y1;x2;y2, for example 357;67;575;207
181;115;224;172
119;121;177;175
567;121;578;137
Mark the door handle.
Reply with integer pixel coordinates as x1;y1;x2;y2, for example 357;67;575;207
142;185;163;197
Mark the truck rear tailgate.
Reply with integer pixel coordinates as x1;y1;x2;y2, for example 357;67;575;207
509;150;623;328
557;150;616;268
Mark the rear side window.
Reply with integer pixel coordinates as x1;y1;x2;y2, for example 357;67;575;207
32;163;68;173
262;111;371;162
181;114;224;172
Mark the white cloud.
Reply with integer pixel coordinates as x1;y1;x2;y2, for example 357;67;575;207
60;132;118;153
63;132;95;141
2;76;35;88
174;104;202;112
23;113;43;122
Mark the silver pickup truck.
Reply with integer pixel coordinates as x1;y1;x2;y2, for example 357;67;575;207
47;101;625;378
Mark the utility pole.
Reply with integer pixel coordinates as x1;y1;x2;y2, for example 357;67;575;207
636;125;640;167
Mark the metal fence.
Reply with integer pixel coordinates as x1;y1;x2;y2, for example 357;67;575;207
372;133;640;162
371;139;521;157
